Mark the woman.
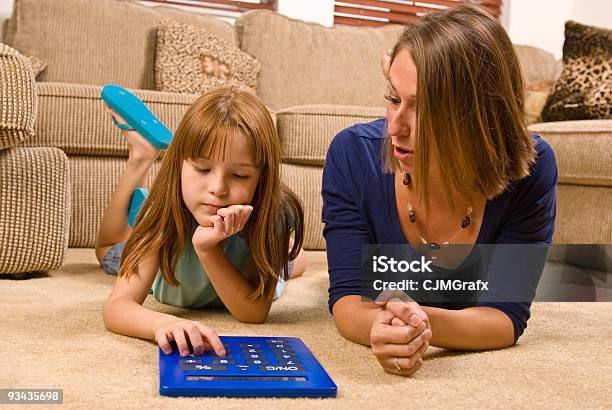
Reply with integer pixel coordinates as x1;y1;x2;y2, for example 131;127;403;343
322;5;557;376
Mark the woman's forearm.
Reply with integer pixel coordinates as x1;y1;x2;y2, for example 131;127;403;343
197;247;273;324
332;295;379;346
423;306;515;350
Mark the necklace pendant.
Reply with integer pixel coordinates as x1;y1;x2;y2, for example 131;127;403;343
403;173;411;186
428;242;440;250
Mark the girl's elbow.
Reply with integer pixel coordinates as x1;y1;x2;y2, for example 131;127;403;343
236;314;267;324
101;298;122;332
233;306;270;324
101;301;114;331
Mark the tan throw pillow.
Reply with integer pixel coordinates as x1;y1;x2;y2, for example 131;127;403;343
0;43;37;149
524;80;554;124
542;21;612;122
155;18;260;95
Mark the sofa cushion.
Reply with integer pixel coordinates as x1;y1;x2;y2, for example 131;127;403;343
514;45;559;85
236;10;403;111
67;156;162;247
7;0;236;89
555;184;612;244
524;80;555;125
0;43;37;150
65;159;319;249
542;21;612;122
528;120;612;187
281;164;324;250
19;82;198;156
155;18;260;95
0;147;70;273
277;105;385;166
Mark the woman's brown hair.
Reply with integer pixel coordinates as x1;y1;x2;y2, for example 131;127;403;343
384;4;536;212
118;87;304;299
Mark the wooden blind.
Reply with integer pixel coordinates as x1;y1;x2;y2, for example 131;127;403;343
334;0;502;26
139;0;274;20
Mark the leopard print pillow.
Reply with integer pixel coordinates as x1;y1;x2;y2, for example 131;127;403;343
542;21;611;122
155;18;260;95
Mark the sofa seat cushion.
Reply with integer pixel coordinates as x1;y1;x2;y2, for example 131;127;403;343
6;0;236;89
67;156;162;247
555;184;612;244
528;120;612;186
20;82;198;157
281;164;324;250
65;158;324;250
0;147;70;273
277;105;385;166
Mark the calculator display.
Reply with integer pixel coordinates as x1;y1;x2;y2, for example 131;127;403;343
186;376;307;381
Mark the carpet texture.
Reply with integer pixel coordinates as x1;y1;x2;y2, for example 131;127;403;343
0;249;610;409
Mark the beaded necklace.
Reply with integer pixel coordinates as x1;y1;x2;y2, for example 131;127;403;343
403;173;472;249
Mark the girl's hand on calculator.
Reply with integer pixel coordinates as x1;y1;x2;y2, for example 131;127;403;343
153;317;226;357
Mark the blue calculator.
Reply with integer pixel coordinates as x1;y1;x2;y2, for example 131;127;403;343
159;336;337;398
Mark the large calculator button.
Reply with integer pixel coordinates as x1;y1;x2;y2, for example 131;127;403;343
270;344;291;349
213;359;235;364
259;365;304;372
244;354;264;359
179;359;202;364
271;349;295;354
180;365;227;371
240;349;262;353
275;354;298;360
239;344;260;348
278;360;302;365
246;360;269;365
212;352;232;358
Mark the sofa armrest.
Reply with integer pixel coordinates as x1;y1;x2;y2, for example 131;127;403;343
0;147;70;274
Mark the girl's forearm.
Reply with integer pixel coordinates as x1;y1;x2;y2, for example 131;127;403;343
196;247;273;324
102;298;177;340
423;306;515;350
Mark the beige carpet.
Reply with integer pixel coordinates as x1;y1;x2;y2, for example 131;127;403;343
1;249;610;409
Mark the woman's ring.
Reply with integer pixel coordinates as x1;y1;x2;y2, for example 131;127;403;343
395;356;403;373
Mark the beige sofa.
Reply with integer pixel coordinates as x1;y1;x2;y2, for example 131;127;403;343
1;0;610;261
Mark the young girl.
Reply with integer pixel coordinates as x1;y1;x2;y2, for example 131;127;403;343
98;87;307;357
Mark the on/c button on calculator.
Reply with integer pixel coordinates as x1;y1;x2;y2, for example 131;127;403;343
159;336;337;398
